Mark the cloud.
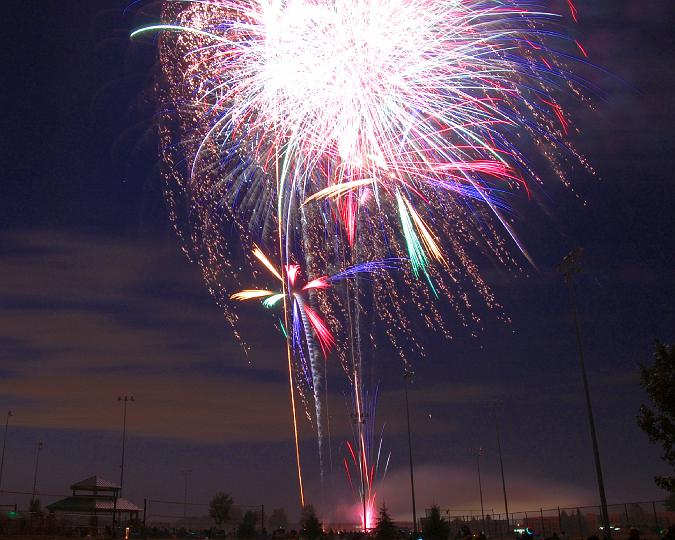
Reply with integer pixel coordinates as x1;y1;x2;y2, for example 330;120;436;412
0;370;296;443
0;229;302;442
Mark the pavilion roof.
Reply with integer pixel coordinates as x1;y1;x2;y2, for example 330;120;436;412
47;496;141;513
70;476;119;491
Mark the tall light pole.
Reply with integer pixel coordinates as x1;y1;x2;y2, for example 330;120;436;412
114;395;134;535
492;402;510;533
403;369;418;535
118;396;134;496
558;248;611;540
0;410;13;494
31;441;44;505
182;469;193;529
474;448;485;531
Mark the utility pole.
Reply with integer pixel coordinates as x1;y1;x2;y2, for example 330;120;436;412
0;410;13;493
558;248;611;540
475;448;486;532
404;369;418;534
182;469;193;529
492;402;510;533
31;441;44;505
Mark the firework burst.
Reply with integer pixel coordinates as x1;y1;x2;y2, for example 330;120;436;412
135;0;593;512
136;0;590;348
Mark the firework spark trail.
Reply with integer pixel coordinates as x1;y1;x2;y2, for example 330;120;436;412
231;247;401;479
142;0;594;510
232;246;334;477
345;387;390;530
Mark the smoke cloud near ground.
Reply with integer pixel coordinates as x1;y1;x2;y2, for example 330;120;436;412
382;464;592;518
322;463;592;526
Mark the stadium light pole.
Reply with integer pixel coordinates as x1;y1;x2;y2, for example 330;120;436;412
31;441;44;505
114;395;134;536
558;248;611;540
0;410;13;494
404;369;418;535
474;447;486;531
492;402;510;533
182;469;193;529
118;395;135;496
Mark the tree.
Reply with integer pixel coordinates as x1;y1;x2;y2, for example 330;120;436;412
268;508;289;530
374;504;397;540
423;506;450;540
300;504;323;540
238;510;258;539
209;492;234;528
637;341;675;493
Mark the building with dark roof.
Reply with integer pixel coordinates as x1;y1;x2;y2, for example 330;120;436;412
47;475;141;527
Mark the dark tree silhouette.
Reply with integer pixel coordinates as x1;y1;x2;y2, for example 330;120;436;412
300;504;323;540
269;508;289;530
638;341;675;493
374;504;397;540
209;492;234;527
238;510;259;539
423;506;450;540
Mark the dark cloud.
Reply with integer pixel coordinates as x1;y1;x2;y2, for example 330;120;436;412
0;229;295;442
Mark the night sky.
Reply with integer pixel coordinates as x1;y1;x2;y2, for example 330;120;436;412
0;0;674;526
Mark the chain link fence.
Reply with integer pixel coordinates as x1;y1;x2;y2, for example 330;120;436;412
0;489;138;536
1;489;673;539
432;500;674;540
145;498;264;530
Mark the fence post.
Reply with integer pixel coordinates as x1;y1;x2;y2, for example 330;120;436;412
558;507;562;534
651;501;659;532
143;498;147;539
540;508;545;536
624;504;629;528
577;508;583;539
